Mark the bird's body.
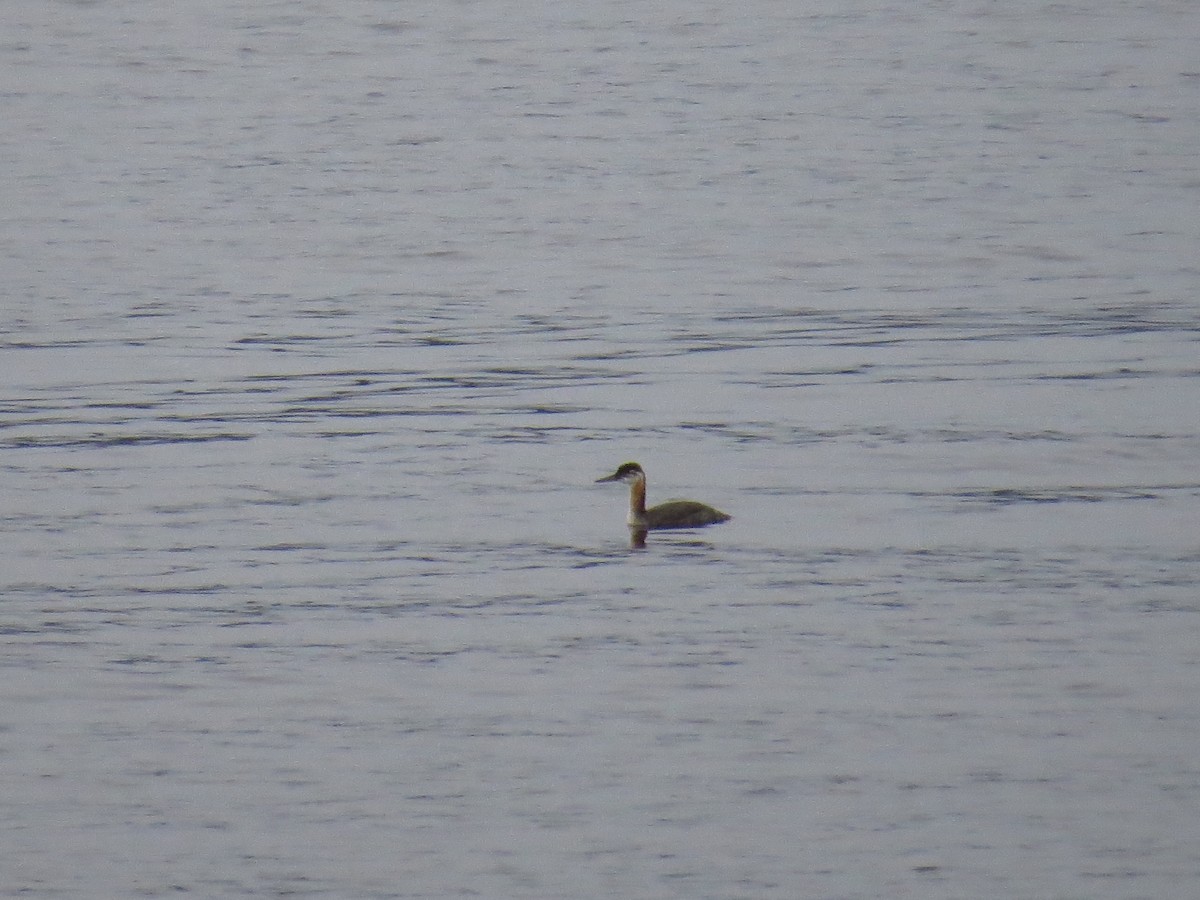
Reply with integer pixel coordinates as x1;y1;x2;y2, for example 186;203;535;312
643;499;733;530
595;462;731;533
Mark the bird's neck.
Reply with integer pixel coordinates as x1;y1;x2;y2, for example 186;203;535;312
627;476;648;524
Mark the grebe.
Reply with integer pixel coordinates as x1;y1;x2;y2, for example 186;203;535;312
595;462;731;532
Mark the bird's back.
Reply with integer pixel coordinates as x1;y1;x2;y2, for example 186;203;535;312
645;499;731;530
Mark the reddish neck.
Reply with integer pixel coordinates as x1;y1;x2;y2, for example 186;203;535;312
629;475;647;517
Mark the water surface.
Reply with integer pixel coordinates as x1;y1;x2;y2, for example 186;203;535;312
3;1;1199;897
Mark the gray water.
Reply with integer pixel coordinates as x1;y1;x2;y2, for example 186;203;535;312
3;1;1200;897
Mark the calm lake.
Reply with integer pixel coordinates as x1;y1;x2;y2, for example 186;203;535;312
3;1;1199;897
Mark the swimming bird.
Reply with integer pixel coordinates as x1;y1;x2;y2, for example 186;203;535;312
595;462;731;532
